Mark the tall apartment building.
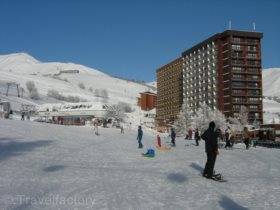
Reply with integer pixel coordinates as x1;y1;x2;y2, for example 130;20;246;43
156;30;263;126
182;30;263;123
156;57;183;126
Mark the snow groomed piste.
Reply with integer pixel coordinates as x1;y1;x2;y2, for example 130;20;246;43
1;120;280;209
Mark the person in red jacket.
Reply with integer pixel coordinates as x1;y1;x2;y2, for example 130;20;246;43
157;135;161;147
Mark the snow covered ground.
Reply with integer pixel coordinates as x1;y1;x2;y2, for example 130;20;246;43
1;119;280;210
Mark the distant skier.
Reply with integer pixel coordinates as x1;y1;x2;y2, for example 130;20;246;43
201;121;219;179
157;134;161;147
194;128;200;146
93;122;99;135
120;124;124;134
27;112;30;120
224;126;231;149
188;128;193;140
21;112;25;121
137;126;143;148
171;128;176;147
243;127;250;150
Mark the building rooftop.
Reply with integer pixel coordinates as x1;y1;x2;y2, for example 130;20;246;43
140;91;157;96
182;30;263;57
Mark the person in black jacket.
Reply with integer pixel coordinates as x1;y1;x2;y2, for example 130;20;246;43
137;126;143;148
170;128;176;147
201;121;219;179
194;128;200;146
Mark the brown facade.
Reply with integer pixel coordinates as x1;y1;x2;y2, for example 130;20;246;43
156;57;183;127
216;31;263;123
138;91;157;111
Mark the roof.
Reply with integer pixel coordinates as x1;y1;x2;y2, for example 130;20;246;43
156;57;182;73
140;91;157;96
182;30;263;57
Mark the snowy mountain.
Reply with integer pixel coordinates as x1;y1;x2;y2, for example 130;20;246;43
263;68;280;97
262;68;280;123
0;53;152;109
146;81;157;88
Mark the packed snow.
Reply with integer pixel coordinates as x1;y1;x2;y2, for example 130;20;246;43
0;119;280;210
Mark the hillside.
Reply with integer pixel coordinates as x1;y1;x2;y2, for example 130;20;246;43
0;53;153;109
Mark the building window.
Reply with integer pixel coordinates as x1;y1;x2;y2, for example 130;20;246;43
247;46;257;51
232;67;243;72
247;53;257;59
232;37;241;43
232;44;241;50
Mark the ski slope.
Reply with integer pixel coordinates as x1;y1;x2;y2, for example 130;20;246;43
0;53;154;107
0;119;280;210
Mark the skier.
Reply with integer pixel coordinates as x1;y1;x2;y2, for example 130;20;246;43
171;128;176;147
157;134;161;147
194;128;200;146
120;124;124;134
201;121;219;179
224;126;231;149
21;112;25;121
137;126;143;148
27;112;30;120
188;128;193;140
243;127;250;150
93;122;99;135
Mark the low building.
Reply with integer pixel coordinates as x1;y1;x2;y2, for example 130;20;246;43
37;102;109;126
137;91;157;111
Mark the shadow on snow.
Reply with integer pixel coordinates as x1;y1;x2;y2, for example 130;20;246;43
43;165;65;172
0;138;52;161
167;173;188;183
219;195;249;210
190;162;204;173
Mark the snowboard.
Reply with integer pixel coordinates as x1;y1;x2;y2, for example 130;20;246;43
203;173;227;182
211;173;227;182
142;153;155;158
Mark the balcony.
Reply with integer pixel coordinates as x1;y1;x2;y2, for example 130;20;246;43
232;92;246;96
232;76;246;81
247;101;262;105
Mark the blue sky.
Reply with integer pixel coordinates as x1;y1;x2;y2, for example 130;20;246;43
0;0;279;82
